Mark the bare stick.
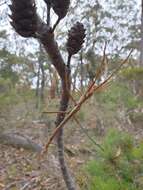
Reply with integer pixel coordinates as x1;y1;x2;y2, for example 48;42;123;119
51;17;60;33
42;49;133;154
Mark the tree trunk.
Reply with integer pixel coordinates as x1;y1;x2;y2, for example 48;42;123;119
50;77;56;99
36;44;45;107
36;62;40;97
40;59;45;102
37;23;77;190
80;51;84;91
50;70;58;99
55;77;76;190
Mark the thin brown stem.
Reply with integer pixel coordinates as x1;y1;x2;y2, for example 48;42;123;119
67;54;72;68
42;49;133;153
73;116;104;151
51;17;61;33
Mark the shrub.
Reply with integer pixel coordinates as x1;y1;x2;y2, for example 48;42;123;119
84;129;143;190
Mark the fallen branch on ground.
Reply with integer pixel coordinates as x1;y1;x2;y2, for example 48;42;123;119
0;132;42;152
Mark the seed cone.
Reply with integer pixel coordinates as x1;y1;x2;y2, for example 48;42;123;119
66;22;86;56
51;0;70;19
9;0;37;38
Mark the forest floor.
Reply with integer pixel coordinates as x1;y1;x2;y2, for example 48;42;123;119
0;99;97;190
0;84;143;190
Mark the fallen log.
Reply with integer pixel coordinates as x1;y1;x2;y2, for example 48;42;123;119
0;132;42;152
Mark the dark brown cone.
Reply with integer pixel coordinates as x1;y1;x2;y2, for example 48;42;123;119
51;0;70;19
66;22;86;56
9;0;37;38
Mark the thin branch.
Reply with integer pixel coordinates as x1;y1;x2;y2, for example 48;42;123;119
73;116;104;151
67;54;72;68
51;17;61;33
42;49;133;154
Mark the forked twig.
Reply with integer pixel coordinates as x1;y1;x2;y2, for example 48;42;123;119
42;49;133;154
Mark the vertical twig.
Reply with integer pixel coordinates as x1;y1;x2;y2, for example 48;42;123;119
52;18;61;33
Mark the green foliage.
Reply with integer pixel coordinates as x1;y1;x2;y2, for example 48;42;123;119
0;88;19;107
89;176;136;190
132;141;143;160
0;65;19;86
0;77;12;94
96;82;141;110
0;49;23;65
101;129;133;160
121;67;143;80
0;49;21;86
0;82;35;109
84;129;143;190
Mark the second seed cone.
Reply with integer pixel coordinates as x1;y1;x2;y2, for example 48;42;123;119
66;22;86;56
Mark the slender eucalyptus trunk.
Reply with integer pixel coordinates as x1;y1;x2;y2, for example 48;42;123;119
40;60;45;102
36;61;41;108
56;78;76;190
36;44;45;107
38;25;77;190
80;51;84;91
36;62;40;97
